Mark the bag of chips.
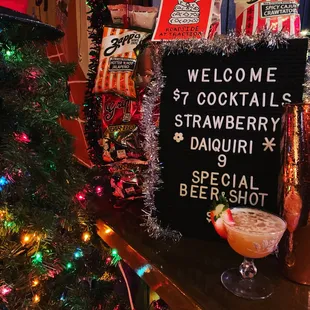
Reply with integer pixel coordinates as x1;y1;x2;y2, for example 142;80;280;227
94;27;150;99
101;93;142;131
108;5;158;30
235;0;300;36
208;0;222;39
99;123;145;163
99;88;144;163
108;160;147;201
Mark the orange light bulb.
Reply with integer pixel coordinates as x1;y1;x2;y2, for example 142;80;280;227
32;279;39;287
82;232;91;242
22;234;31;244
33;294;40;303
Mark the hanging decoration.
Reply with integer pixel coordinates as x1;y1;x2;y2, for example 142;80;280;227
84;0;110;166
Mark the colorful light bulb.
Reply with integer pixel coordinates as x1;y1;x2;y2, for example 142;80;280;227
22;234;31;244
5;50;13;57
32;279;39;287
111;249;118;256
95;186;103;196
0;286;11;296
76;192;86;201
66;262;73;270
33;294;40;303
0;176;8;186
4;221;14;228
82;232;91;242
105;228;112;234
73;248;83;259
32;252;43;264
60;293;66;301
14;132;31;143
0;210;6;219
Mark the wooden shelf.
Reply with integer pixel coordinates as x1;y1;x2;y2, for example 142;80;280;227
96;198;310;310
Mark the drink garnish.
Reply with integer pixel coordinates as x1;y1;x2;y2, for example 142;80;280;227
210;195;235;239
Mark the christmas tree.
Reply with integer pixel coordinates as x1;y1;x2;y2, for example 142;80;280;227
0;12;129;310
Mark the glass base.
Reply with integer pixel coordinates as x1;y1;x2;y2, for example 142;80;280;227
221;268;273;300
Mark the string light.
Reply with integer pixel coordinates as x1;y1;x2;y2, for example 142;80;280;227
95;186;103;196
76;192;86;201
99;272;114;282
4;220;15;228
14;132;31;144
32;279;39;287
136;264;152;277
66;262;73;270
73;248;83;259
0;176;9;187
32;294;40;303
0;286;11;296
105;228;112;234
110;249;121;265
21;234;31;244
32;252;43;264
82;232;91;242
0;210;6;219
5;49;14;57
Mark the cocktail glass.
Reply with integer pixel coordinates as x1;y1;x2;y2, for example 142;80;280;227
221;208;287;300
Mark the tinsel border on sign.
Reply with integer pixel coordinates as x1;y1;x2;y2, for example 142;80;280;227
141;30;310;241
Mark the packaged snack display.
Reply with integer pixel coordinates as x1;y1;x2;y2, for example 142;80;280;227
131;11;158;30
101;93;143;132
208;0;222;39
99;123;145;164
108;160;147;201
108;5;158;30
99;88;144;164
235;0;300;36
94;27;150;99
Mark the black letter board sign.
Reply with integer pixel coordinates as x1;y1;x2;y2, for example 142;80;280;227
156;39;308;240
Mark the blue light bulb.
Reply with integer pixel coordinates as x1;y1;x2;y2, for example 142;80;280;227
0;176;8;186
73;248;83;259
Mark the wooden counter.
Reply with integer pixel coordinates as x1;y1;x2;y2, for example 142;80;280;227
96;198;310;310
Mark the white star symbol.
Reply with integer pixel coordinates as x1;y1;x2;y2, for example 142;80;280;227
262;137;276;152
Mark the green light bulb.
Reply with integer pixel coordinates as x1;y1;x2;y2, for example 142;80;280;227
32;252;43;265
111;249;118;256
36;252;42;259
66;262;73;269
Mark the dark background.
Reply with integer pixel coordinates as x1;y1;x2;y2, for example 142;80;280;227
156;39;308;240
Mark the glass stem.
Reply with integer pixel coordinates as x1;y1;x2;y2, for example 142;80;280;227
239;257;257;279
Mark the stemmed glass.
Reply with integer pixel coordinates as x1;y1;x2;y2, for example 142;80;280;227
221;208;287;300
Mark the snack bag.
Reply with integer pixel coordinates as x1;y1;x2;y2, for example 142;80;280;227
235;0;300;36
99;89;144;163
94;27;149;99
99;123;145;163
101;93;143;131
108;5;158;29
208;0;222;39
107;160;147;201
131;11;158;30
